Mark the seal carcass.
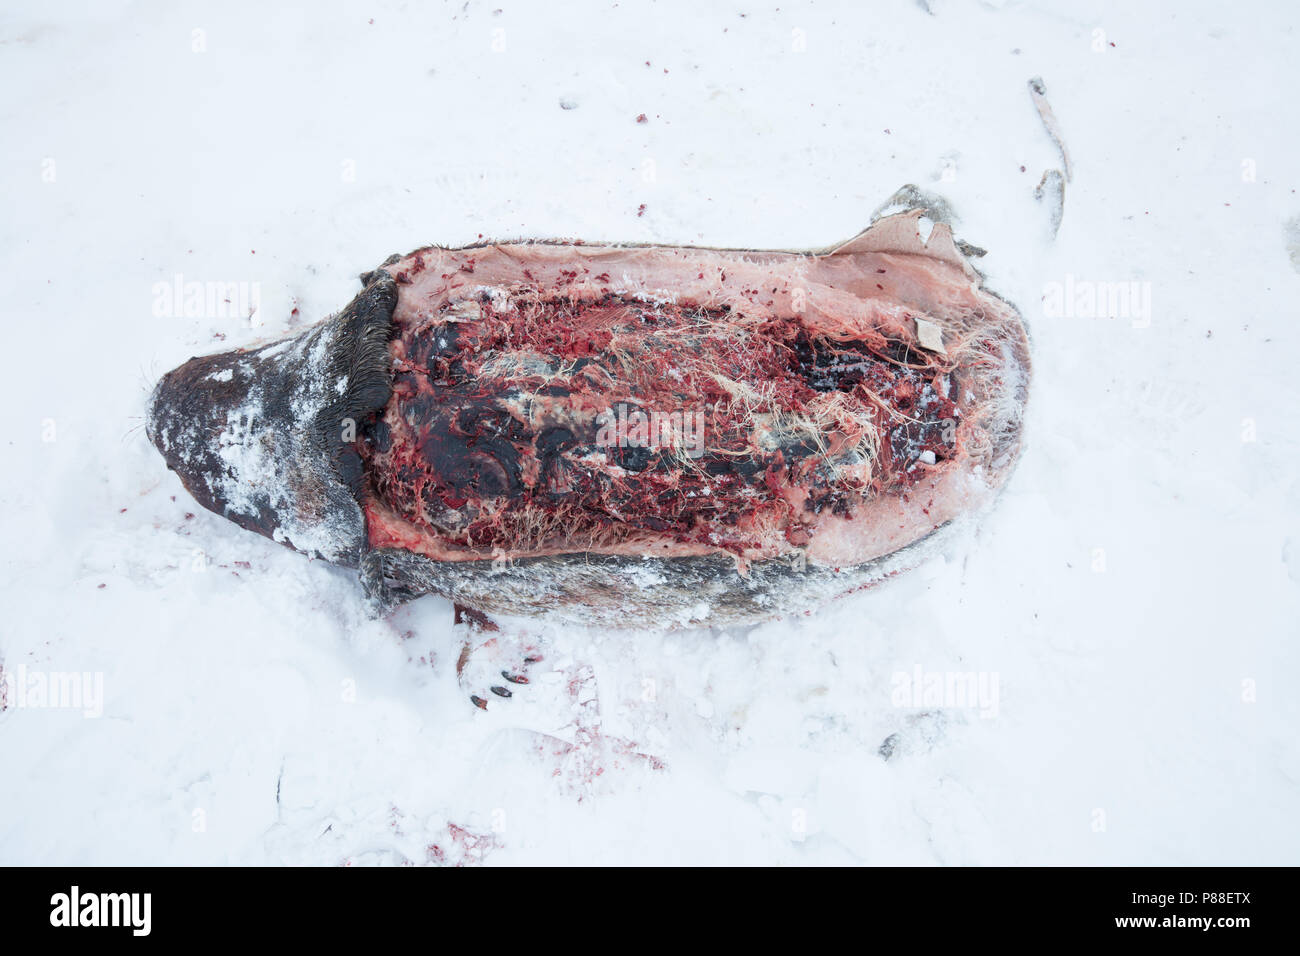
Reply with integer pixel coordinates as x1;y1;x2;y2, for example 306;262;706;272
147;209;1031;627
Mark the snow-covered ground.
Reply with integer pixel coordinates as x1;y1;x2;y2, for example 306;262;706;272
1;0;1297;865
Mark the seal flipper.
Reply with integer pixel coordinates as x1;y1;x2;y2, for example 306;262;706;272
359;547;431;614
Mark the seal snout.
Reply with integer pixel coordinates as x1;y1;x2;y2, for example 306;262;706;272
145;351;265;518
144;366;181;456
145;332;366;561
146;355;231;454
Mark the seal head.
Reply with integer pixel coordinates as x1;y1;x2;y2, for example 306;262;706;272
146;275;397;566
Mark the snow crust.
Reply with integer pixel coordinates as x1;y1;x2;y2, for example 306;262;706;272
1;0;1297;865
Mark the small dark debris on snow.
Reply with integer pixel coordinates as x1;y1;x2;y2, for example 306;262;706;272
878;733;900;761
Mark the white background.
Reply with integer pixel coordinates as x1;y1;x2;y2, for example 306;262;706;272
1;0;1297;864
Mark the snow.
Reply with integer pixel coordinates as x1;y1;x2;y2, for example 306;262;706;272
1;0;1298;865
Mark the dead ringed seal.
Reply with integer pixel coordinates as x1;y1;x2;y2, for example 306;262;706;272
147;204;1031;628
